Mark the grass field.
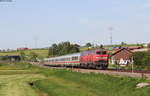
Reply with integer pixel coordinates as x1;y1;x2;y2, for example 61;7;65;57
0;73;45;96
34;68;150;96
0;62;150;96
0;63;46;96
0;49;49;59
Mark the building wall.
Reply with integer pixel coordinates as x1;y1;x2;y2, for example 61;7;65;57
112;49;133;66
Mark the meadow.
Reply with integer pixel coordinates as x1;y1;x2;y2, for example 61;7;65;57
33;68;150;96
0;62;45;96
0;62;150;96
0;49;48;59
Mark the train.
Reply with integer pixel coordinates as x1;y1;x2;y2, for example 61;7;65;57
44;49;109;69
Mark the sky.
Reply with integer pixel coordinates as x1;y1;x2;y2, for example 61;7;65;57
0;0;150;49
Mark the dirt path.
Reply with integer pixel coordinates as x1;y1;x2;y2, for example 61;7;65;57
0;74;45;96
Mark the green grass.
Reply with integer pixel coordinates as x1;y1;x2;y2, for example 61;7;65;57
33;69;150;96
0;49;48;59
0;62;46;96
0;74;45;96
0;62;32;70
0;62;150;96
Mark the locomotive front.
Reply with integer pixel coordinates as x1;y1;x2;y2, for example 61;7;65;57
93;50;109;69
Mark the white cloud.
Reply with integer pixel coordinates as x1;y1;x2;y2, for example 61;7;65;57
143;2;150;8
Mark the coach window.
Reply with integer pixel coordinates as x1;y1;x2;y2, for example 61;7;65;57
76;56;78;60
74;56;78;60
68;58;70;61
72;57;75;60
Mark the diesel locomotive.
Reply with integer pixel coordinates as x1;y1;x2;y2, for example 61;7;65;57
44;49;109;69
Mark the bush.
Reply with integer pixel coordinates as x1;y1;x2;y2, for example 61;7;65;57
133;52;146;66
133;50;150;69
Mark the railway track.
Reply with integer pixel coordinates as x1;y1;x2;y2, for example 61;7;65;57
105;69;150;74
31;62;150;79
71;68;150;79
44;64;150;74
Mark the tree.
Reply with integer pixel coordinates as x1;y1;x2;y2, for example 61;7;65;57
48;43;58;56
121;42;127;45
85;43;92;47
100;44;104;49
133;52;145;66
148;43;150;48
141;50;150;66
20;51;26;61
48;41;80;56
29;52;38;61
133;50;150;68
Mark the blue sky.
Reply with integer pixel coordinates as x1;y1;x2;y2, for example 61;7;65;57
0;0;150;49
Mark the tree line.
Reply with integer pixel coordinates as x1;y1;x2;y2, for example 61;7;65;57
48;41;80;57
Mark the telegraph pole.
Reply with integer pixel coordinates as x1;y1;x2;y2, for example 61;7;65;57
34;36;38;48
109;27;113;46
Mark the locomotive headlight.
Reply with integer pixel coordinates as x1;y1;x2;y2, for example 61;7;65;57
96;57;102;59
96;57;107;59
102;57;107;59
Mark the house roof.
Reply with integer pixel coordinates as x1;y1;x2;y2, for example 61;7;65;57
112;48;133;56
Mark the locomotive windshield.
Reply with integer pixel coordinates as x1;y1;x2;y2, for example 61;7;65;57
96;51;106;55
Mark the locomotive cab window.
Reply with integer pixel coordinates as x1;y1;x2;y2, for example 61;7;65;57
96;51;106;55
102;51;106;54
96;51;101;55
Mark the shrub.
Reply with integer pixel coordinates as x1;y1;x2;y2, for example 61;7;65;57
133;50;150;69
133;52;146;66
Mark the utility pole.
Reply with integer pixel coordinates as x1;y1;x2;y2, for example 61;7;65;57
34;36;38;48
25;44;27;48
131;56;134;73
109;27;113;46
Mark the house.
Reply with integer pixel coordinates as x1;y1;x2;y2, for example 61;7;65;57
17;48;29;51
111;48;133;66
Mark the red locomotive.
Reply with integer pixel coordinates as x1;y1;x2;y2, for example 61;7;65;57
44;49;109;69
